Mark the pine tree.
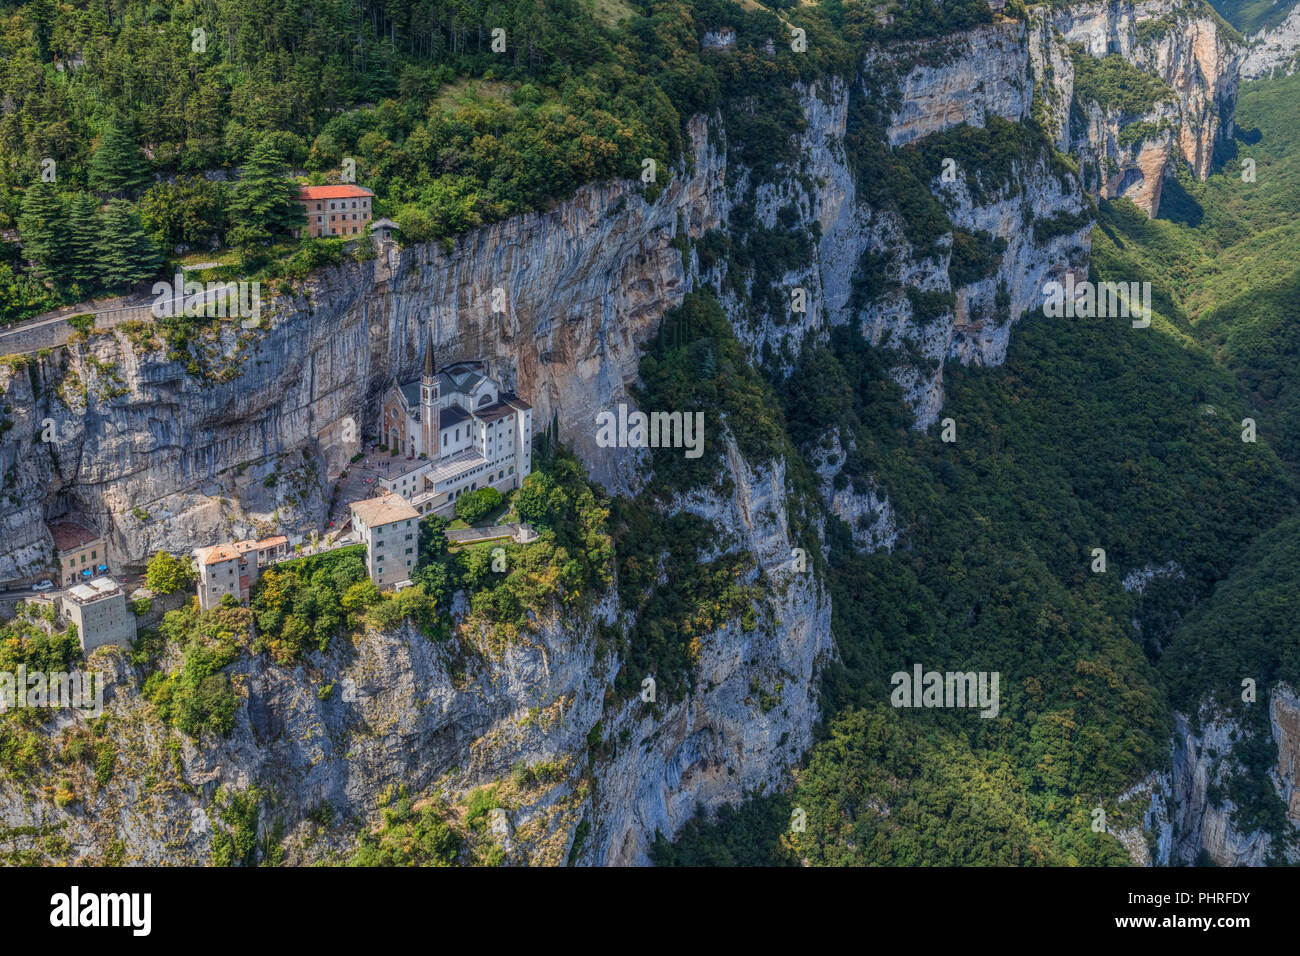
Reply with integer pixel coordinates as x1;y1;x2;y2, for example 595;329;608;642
64;192;101;291
95;200;161;291
17;184;70;284
89;120;153;198
226;140;305;251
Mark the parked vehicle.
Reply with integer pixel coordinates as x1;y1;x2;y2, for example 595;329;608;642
30;580;53;592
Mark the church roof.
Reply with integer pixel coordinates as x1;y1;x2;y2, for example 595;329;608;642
474;400;517;424
444;366;485;393
399;381;422;409
396;363;492;407
440;404;471;429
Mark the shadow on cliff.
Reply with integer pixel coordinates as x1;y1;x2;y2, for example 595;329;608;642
1157;176;1204;228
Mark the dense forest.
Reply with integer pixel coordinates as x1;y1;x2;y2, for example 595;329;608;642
656;68;1300;865
0;0;1005;322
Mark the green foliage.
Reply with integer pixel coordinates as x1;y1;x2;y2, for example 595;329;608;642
0;262;55;325
1160;510;1300;715
905;287;956;325
350;793;462;866
651;794;795;866
1199;0;1262;37
93;741;116;786
248;545;367;661
612;503;762;704
454;486;503;525
949;229;1007;287
634;289;789;494
788;707;1122;865
723;200;816;331
1033;208;1093;245
1117;120;1170;150
143;602;249;738
95;199;164;291
226;140;305;251
145;551;196;594
0;615;80;674
88;119;153;198
1069;45;1177;117
210;786;265;867
415;453;613;642
138;176;227;252
900;116;1068;206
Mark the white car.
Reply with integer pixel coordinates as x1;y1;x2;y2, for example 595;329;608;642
30;580;54;592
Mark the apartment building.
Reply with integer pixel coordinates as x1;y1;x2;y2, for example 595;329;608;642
192;535;287;610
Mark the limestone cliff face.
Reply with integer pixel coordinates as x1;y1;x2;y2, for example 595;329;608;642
711;40;1089;430
0;438;830;867
1030;0;1241;215
0;115;726;583
1122;686;1300;866
587;441;832;865
876;22;1034;147
810;428;897;554
1241;4;1300;79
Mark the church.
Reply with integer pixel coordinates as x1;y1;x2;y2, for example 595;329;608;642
377;332;533;516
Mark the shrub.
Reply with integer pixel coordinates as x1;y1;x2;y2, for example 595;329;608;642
454;487;502;525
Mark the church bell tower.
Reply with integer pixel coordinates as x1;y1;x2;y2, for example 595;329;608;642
421;327;439;458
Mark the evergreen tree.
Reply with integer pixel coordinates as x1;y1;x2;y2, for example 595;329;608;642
89;120;153;197
16;184;70;284
226;140;305;251
95;200;161;291
64;192;101;290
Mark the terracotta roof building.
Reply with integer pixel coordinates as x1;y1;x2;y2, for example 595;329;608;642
49;520;107;587
296;184;374;238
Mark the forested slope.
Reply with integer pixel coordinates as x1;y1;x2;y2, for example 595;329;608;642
660;69;1300;866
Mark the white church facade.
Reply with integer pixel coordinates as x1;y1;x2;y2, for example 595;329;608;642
378;334;533;517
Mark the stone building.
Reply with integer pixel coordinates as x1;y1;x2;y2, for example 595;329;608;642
349;494;419;589
60;577;135;652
